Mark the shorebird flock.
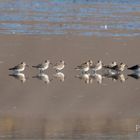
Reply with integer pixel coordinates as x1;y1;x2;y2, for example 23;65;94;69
8;59;140;84
9;60;66;83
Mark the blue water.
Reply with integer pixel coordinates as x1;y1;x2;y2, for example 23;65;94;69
0;0;140;36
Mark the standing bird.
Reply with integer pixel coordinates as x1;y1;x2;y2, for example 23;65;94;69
109;62;127;72
53;60;65;71
118;63;127;72
32;60;50;73
9;62;28;73
86;59;93;67
81;59;93;67
75;61;90;73
103;61;117;68
91;60;103;72
128;65;140;73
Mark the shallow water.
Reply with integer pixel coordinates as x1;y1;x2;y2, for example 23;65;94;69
0;0;140;36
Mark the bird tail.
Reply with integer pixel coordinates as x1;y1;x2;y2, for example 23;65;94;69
32;66;37;68
127;66;135;70
9;68;13;70
75;66;81;70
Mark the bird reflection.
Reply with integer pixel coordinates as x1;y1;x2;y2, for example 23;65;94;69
90;73;103;84
119;74;127;82
75;73;92;84
103;72;127;83
32;73;51;84
128;73;140;79
9;72;27;83
136;124;140;131
102;66;127;82
53;72;65;82
76;73;103;84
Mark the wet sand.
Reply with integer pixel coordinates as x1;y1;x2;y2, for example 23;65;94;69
0;116;140;139
0;35;140;139
0;0;140;139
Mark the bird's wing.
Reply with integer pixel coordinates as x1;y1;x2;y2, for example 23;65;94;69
110;65;119;70
53;63;58;68
34;63;43;68
9;64;21;70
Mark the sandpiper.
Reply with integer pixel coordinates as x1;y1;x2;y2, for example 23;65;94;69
128;65;140;73
32;73;51;84
119;63;127;72
103;61;117;68
75;61;90;73
91;60;103;72
9;73;26;83
53;60;65;71
86;59;93;67
110;62;127;72
53;72;65;82
81;59;93;65
9;62;28;73
32;60;50;73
